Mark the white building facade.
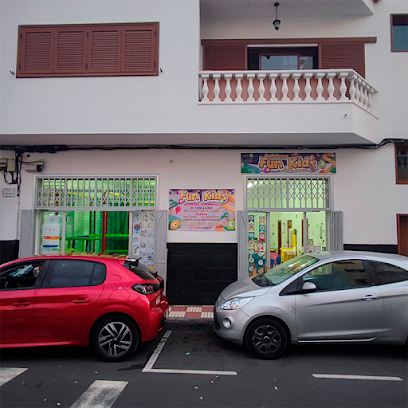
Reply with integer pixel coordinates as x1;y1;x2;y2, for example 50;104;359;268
1;0;407;304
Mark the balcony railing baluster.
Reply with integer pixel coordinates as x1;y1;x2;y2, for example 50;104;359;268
198;69;377;115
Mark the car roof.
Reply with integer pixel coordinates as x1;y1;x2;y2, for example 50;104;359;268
0;253;127;268
310;251;408;268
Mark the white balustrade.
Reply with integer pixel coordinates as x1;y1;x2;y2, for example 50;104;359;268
198;69;377;114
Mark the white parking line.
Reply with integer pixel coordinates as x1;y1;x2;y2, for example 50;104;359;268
143;330;237;376
70;380;128;408
0;368;28;387
313;374;403;381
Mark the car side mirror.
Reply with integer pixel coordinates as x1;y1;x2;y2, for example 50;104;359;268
302;281;317;293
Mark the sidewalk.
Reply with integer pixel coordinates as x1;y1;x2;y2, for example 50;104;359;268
168;305;214;320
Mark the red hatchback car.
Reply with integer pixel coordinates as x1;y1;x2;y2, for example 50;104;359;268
0;255;168;362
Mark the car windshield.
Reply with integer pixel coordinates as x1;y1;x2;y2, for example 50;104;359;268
252;255;319;287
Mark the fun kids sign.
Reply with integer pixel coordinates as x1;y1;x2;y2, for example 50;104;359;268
169;189;235;231
241;153;336;174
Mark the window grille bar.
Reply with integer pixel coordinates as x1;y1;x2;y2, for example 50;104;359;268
247;176;330;211
35;176;156;210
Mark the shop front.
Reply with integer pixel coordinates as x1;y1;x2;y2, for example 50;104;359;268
33;176;159;270
241;153;336;277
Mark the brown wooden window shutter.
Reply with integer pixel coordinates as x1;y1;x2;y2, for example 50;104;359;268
122;25;157;74
89;27;121;73
54;28;87;73
320;42;365;77
19;28;54;75
203;45;247;70
17;22;159;78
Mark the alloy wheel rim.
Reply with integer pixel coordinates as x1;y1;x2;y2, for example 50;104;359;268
252;324;281;354
98;322;133;357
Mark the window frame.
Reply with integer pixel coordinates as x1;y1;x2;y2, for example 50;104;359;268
17;22;159;78
395;142;408;184
391;14;408;53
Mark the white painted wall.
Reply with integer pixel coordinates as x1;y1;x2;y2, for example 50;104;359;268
1;0;405;143
0;151;19;240
200;0;408;144
1;147;406;246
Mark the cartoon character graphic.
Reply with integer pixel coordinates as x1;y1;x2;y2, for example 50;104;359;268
226;219;235;231
169;219;181;230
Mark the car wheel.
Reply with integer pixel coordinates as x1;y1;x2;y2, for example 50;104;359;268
92;315;139;362
245;318;287;360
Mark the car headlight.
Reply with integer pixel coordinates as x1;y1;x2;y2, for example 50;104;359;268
220;297;254;310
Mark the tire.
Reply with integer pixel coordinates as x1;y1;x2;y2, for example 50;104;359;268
245;318;287;360
92;315;139;362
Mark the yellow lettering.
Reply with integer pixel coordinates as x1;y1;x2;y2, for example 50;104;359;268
288;157;298;169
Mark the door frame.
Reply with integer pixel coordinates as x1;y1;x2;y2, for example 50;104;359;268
397;214;408;256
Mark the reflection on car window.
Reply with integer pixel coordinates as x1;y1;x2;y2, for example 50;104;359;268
255;255;319;286
0;261;44;290
304;260;368;291
46;260;106;288
368;261;408;285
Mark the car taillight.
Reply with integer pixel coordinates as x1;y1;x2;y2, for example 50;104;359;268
132;283;160;295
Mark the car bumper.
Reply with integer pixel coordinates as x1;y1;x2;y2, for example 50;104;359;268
143;294;169;342
213;296;248;346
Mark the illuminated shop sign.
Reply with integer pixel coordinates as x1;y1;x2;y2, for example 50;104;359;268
241;153;336;174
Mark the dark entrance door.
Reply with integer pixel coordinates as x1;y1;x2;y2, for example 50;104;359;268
166;243;237;305
397;214;408;256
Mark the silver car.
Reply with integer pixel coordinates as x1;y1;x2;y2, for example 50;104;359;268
214;251;408;359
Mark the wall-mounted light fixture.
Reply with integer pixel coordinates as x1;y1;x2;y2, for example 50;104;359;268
273;2;281;31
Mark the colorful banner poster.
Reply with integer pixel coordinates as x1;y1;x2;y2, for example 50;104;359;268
169;189;235;231
132;211;155;269
241;153;336;174
248;214;266;277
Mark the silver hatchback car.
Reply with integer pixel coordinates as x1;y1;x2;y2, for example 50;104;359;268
214;251;408;359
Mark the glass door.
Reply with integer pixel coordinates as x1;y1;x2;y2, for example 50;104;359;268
305;211;327;254
247;210;328;276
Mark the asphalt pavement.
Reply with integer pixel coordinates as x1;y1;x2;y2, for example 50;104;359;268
0;319;407;408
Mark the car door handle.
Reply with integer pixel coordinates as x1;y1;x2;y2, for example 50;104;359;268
361;295;379;300
72;298;91;304
12;301;31;307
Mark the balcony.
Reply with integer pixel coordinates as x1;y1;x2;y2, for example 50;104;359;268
194;68;379;146
199;69;377;117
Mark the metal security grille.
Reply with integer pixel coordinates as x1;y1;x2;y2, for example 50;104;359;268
246;177;330;211
35;177;156;210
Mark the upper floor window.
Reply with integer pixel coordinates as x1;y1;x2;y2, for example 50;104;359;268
391;14;408;52
248;47;318;71
17;22;159;78
395;143;408;184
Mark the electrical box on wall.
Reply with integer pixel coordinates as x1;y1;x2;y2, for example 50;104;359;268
22;161;45;172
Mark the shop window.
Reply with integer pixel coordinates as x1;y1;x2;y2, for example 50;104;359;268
391;14;408;52
17;22;159;78
395;143;408;184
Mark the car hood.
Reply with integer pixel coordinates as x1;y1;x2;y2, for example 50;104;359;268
220;277;270;300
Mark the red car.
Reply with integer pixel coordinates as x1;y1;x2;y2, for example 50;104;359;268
0;255;168;362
